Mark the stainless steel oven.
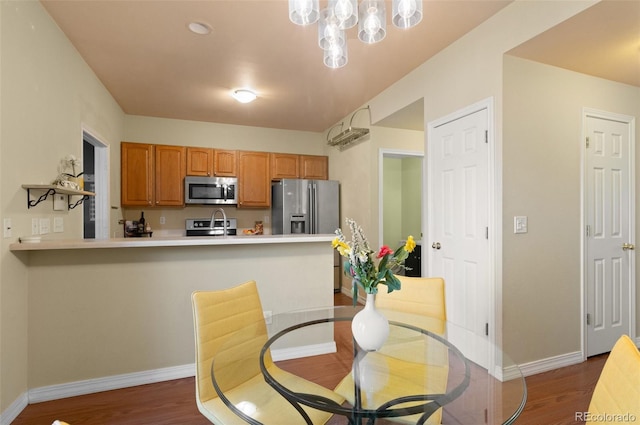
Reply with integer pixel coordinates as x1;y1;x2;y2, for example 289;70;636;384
185;176;237;205
186;218;237;236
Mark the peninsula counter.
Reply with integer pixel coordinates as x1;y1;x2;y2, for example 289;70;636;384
10;234;339;400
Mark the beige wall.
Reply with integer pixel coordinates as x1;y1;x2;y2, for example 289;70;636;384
503;55;640;363
1;0;124;412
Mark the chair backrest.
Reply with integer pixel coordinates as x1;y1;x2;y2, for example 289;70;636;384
375;275;446;321
191;280;268;404
587;334;640;424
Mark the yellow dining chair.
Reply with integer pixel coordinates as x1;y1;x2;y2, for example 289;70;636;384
192;280;344;425
334;276;449;425
586;334;640;424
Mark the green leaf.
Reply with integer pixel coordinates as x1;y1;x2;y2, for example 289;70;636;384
385;272;401;292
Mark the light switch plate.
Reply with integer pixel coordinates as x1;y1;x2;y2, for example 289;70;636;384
514;216;528;234
32;218;39;235
53;217;64;233
39;218;50;235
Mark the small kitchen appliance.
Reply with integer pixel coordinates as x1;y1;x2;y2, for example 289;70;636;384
185;218;237;236
184;176;238;205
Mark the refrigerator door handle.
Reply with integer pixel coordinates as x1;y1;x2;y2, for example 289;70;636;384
310;183;317;234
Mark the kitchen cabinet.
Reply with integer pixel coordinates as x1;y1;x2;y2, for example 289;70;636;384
300;155;328;180
238;151;270;208
271;153;300;180
186;148;237;177
186;147;213;176
271;153;329;180
121;142;185;207
214;149;237;176
155;145;186;206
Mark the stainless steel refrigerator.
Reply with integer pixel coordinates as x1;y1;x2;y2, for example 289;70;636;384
272;179;341;291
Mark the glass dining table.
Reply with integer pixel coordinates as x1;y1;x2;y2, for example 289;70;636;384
211;305;526;425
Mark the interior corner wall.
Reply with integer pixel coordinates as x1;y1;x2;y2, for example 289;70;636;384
1;0;124;414
503;55;640;364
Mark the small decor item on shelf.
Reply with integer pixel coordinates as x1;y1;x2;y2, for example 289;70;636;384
332;218;416;351
52;154;83;190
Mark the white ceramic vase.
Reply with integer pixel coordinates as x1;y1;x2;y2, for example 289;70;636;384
351;293;389;351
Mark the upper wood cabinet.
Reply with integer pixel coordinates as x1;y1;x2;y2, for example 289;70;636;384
186;147;213;176
300;155;328;180
238;151;270;208
271;153;300;180
214;149;237;176
121;142;185;207
186;148;237;177
121;142;154;207
271;153;329;180
154;145;186;206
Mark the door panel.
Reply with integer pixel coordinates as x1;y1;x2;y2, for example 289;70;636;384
585;114;633;356
429;108;489;367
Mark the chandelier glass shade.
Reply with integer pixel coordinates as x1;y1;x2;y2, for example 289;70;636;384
323;42;349;68
289;0;320;25
358;0;386;44
329;0;358;29
318;8;346;50
392;0;423;29
289;0;423;67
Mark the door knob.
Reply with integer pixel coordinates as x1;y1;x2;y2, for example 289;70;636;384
622;243;635;251
432;242;441;250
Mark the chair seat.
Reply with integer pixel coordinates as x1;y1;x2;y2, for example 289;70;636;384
334;352;449;425
200;363;344;425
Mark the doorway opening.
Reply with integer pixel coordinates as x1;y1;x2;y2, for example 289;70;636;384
379;150;424;276
82;128;109;239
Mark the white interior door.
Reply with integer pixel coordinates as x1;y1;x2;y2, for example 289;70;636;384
585;111;635;357
428;108;489;367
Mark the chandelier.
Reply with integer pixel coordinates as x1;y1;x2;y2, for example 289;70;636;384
288;0;423;68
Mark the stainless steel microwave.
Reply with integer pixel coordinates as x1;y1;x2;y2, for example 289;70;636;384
184;176;238;205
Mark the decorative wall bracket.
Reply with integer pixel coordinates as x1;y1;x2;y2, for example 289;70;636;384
22;185;95;210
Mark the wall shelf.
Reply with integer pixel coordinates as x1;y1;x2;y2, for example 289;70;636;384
22;184;95;210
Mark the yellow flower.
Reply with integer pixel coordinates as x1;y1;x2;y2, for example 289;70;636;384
404;235;416;253
332;238;350;257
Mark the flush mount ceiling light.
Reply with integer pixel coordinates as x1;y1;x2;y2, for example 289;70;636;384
289;0;423;68
187;22;212;35
231;89;257;104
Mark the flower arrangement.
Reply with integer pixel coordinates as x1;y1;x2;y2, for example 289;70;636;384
333;218;416;305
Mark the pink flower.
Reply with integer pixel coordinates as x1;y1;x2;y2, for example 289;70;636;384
377;245;394;258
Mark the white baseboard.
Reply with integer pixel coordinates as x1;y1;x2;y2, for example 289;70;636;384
0;392;28;425
28;363;195;404
516;350;584;377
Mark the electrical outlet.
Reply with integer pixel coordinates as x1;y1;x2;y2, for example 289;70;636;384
39;218;50;235
53;217;64;233
159;216;166;225
53;194;66;211
32;218;39;235
3;218;12;238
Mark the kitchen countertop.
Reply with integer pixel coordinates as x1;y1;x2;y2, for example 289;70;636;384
9;233;336;251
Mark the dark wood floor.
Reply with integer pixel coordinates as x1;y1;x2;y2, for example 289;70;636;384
12;293;607;425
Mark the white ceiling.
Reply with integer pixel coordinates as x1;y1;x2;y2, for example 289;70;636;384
40;1;639;133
